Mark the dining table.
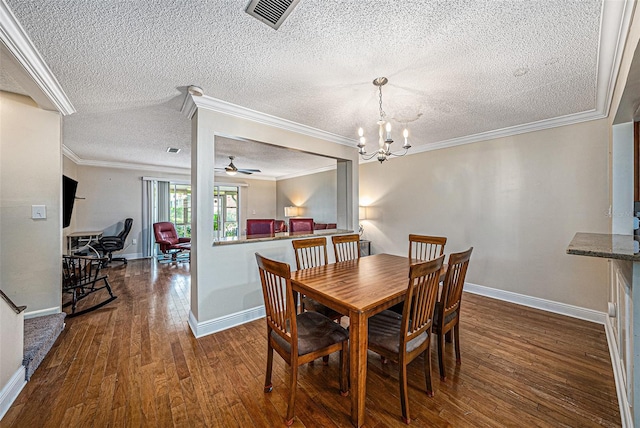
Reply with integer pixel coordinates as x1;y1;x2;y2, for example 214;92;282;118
290;253;423;427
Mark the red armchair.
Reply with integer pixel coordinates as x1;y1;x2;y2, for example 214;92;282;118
153;222;191;260
289;218;314;234
274;220;288;233
247;219;275;236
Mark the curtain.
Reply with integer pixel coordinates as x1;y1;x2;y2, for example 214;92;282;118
158;181;170;222
141;179;156;258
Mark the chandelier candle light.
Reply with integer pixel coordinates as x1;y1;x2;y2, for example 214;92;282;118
357;77;411;163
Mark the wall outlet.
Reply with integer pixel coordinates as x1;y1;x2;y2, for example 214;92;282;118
132;238;137;245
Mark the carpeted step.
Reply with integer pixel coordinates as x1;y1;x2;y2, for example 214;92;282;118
23;313;66;381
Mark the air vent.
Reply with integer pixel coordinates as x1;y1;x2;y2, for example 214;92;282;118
245;0;301;30
166;147;181;154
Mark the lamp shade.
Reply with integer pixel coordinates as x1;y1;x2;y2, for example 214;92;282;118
284;206;299;217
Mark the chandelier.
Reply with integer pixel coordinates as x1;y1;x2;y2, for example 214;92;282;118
357;77;411;163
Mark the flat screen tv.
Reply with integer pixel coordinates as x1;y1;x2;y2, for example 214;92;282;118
62;175;78;228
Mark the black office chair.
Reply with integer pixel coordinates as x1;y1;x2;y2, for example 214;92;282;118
95;218;133;266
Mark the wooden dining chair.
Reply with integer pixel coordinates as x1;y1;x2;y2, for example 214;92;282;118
389;234;447;315
434;247;473;381
291;237;342;321
367;255;445;424
408;234;447;261
331;234;360;262
255;253;349;426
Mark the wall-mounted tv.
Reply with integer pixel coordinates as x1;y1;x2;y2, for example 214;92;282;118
62;175;78;228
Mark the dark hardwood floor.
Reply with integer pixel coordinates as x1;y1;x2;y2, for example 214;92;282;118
1;259;620;427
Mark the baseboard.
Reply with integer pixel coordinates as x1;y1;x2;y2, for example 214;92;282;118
189;306;266;338
0;366;26;421
23;306;60;319
464;282;607;324
603;317;632;427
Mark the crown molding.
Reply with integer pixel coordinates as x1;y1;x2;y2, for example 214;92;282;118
276;164;336;181
180;93;197;119
596;0;636;118
0;0;75;115
63;146;190;175
188;95;356;147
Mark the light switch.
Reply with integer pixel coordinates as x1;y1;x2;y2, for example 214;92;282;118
31;205;46;219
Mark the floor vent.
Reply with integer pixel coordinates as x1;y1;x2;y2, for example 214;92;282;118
245;0;301;30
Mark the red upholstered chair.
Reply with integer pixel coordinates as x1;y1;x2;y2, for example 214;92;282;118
153;222;191;260
247;219;275;236
314;223;327;230
274;220;288;233
289;218;314;234
326;223;337;229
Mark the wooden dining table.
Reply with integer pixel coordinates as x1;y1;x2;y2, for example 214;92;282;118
290;253;420;427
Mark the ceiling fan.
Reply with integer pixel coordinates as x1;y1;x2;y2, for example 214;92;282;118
215;156;261;176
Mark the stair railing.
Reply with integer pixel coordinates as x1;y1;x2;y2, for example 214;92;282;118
0;288;26;314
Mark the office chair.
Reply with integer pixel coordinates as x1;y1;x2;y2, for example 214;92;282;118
95;218;133;266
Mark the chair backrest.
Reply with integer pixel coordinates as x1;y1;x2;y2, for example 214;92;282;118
332;234;360;262
292;237;328;270
153;222;179;245
274;220;287;233
401;255;445;346
289;218;314;233
118;218;133;240
326;223;337;229
255;253;297;350
247;219;275;236
314;222;327;230
408;234;447;261
62;255;108;287
440;247;473;316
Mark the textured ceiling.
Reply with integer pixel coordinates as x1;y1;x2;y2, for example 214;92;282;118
2;0;605;178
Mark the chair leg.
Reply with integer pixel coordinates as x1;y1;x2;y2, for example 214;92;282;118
285;361;298;426
438;331;447;381
424;340;434;397
399;356;410;424
339;341;349;396
264;340;274;393
445;330;453;343
454;323;461;364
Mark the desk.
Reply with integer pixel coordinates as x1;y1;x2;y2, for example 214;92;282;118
290;253;414;427
66;231;103;255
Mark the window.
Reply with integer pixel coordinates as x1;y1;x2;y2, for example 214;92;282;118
214;186;239;238
169;184;191;237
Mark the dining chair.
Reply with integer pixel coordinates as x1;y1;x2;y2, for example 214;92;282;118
408;234;447;261
292;237;343;322
367;255;445;424
247;219;275;236
331;234;360;262
255;253;349;426
434;247;473;381
390;234;447;315
289;218;314;233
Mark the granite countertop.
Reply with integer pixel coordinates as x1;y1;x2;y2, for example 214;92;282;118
213;229;353;246
566;232;640;262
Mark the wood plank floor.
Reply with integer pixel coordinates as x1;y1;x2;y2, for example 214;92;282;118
1;259;620;427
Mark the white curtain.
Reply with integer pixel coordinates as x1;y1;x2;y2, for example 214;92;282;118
141;179;156;258
157;181;170;222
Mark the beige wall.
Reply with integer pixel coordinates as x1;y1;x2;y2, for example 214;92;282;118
191;108;359;323
276;169;337;224
66;163;190;258
360;119;610;311
0;91;62;313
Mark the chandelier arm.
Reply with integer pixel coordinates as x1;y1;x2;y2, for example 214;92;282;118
360;152;380;161
388;149;409;158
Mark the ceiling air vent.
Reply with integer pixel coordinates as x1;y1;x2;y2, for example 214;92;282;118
245;0;301;30
166;147;181;154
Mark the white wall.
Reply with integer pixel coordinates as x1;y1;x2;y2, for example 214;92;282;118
276;169;337;223
360;119;610;312
0;91;62;314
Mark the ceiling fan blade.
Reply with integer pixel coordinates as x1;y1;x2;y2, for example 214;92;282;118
238;169;261;173
238;170;254;175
